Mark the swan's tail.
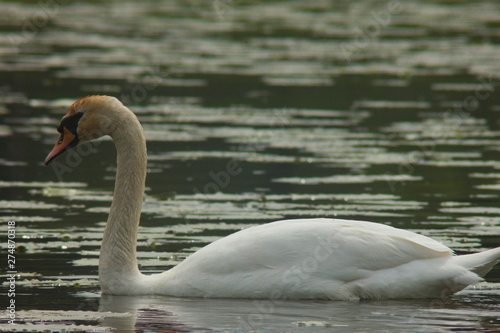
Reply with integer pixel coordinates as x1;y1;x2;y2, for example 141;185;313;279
452;247;500;277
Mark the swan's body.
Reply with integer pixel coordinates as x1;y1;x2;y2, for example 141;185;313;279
45;96;500;300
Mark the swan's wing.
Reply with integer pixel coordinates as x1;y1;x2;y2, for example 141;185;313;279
334;218;451;254
163;218;454;298
325;219;452;256
303;219;452;272
175;218;452;274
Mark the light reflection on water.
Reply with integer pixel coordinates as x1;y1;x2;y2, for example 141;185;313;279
97;293;500;332
1;0;500;331
3;289;500;332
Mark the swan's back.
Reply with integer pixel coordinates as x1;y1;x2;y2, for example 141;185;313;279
147;218;497;300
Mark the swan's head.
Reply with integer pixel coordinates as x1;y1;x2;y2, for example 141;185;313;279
44;95;124;165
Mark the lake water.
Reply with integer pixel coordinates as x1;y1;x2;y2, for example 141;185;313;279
1;0;500;332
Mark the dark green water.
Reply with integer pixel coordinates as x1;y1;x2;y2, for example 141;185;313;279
1;0;500;331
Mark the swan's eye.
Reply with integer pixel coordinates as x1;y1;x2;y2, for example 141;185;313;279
56;129;65;145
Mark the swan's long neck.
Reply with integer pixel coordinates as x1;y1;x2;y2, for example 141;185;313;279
98;105;147;294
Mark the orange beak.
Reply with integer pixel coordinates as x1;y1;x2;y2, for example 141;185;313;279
44;127;77;166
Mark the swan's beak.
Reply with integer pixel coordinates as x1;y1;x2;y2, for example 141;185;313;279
44;127;78;166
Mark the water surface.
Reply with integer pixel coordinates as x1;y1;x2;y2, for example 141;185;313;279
1;0;500;332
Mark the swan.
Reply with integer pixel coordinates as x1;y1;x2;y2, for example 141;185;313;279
44;95;500;300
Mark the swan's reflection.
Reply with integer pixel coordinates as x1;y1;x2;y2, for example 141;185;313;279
98;290;500;332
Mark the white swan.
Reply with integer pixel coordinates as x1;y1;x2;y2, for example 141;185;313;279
45;95;500;300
